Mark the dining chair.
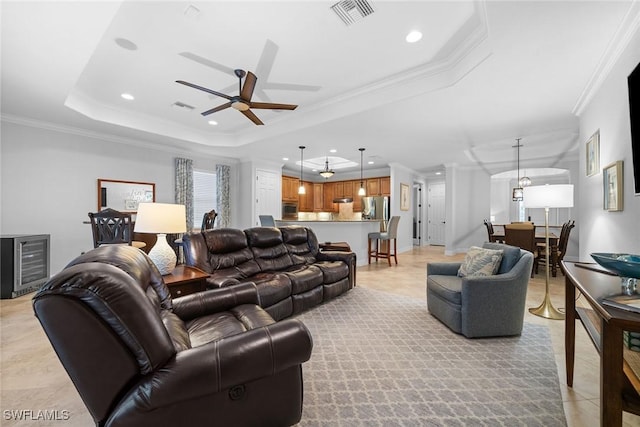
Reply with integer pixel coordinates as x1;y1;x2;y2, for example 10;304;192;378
536;220;575;276
367;216;400;266
259;215;276;227
201;209;218;232
88;208;146;249
504;222;537;278
483;219;497;242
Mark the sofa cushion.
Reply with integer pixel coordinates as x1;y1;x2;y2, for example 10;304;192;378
281;226;317;265
314;260;349;283
458;246;503;277
482;242;521;274
249;272;293;307
427;275;463;305
201;229;261;278
245;227;295;272
283;265;324;294
185;304;275;348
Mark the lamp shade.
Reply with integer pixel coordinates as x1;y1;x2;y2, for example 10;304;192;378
523;184;574;208
134;203;187;233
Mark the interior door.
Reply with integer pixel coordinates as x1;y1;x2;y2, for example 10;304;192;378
255;169;280;226
428;182;446;245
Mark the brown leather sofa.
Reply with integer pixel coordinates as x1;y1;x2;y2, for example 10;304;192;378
33;245;313;427
183;225;356;320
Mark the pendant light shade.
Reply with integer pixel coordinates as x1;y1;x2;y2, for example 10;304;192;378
358;148;366;196
512;138;523;201
298;146;306;195
319;157;335;178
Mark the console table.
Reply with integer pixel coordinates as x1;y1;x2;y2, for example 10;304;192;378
564;261;640;426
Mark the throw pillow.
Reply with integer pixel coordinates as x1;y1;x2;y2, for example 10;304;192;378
458;246;504;277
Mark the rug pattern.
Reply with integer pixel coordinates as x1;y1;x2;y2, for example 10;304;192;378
295;287;566;426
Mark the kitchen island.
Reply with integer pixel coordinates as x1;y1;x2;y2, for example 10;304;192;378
276;219;383;266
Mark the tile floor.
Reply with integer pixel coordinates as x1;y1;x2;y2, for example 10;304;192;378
1;245;639;426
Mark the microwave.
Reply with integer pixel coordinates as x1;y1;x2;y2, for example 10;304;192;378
282;202;298;219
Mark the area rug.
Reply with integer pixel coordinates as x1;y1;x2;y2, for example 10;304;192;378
295;287;566;426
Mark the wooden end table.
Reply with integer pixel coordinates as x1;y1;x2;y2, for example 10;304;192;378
163;265;208;298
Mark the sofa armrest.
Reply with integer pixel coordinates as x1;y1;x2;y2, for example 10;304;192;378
316;250;356;286
115;319;313;413
172;282;259;321
427;262;461;276
206;275;241;289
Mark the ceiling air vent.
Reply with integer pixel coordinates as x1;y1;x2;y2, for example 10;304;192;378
172;101;195;111
330;0;375;26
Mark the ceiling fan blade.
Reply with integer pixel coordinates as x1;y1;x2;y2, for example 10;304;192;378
201;102;232;116
241;109;264;125
241;72;257;101
176;80;232;100
250;102;297;110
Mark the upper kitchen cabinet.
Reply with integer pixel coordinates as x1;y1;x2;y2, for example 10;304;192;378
323;182;336;212
313;183;324;211
366;177;391;196
282;176;299;202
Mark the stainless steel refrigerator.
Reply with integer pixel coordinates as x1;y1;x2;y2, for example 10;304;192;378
362;196;390;226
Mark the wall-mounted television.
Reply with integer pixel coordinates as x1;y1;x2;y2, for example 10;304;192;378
629;61;640;195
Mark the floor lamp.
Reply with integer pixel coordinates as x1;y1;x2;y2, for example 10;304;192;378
523;184;574;320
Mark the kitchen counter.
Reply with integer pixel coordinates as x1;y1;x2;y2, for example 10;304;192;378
276;219;383;266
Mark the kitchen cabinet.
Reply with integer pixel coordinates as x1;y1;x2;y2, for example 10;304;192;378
323;182;336;212
313;183;324;211
298;182;314;212
282;176;299;202
366;176;391;196
380;176;391;196
351;180;362;212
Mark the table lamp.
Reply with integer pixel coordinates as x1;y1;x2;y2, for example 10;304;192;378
134;203;186;275
523;184;574;319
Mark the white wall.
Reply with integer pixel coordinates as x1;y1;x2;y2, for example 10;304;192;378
0;122;239;274
578;27;640;259
389;163;415;254
444;165;491;255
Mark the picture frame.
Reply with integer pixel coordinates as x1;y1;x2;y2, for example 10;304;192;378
603;161;623;211
98;178;156;213
586;130;600;177
400;183;410;211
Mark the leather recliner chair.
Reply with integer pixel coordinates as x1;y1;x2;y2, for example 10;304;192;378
32;245;313;427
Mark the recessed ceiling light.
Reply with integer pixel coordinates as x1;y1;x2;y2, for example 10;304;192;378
121;93;134;101
368;161;374;165
435;172;442;175
406;30;422;43
312;169;318;172
330;149;337;153
282;157;289;161
208;120;218;126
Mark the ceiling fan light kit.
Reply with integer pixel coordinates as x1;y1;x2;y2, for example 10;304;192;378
176;68;297;125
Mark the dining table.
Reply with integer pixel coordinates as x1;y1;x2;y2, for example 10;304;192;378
491;225;560;276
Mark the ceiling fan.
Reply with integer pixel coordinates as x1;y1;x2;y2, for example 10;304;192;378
176;69;297;125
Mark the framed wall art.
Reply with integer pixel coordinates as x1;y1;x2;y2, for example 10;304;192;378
400;183;410;211
586;130;600;177
603;161;623;211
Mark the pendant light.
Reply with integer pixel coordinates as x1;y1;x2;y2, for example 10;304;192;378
358;148;366;196
298;146;306;195
512;138;523;201
319;156;335;178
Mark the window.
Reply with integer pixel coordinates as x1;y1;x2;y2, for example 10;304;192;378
193;170;217;228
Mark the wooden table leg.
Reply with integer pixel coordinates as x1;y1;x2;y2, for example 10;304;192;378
565;274;576;387
551;240;558;277
601;321;624;426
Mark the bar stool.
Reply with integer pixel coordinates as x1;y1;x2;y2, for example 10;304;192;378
367;216;400;266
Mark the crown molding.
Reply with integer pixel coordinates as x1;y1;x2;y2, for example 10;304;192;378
0;113;239;163
572;1;640;116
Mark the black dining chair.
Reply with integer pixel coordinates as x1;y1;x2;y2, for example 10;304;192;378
88;208;146;249
201;209;218;232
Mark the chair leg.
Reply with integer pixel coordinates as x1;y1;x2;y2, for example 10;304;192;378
375;239;379;262
393;239;398;265
368;238;372;264
387;239;391;266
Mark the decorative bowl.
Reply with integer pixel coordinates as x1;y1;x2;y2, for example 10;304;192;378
591;253;640;279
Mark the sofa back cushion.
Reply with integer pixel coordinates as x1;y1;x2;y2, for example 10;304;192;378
280;226;320;265
190;229;261;279
245;227;294;272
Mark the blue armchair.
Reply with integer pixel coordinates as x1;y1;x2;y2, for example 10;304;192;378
426;242;534;338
